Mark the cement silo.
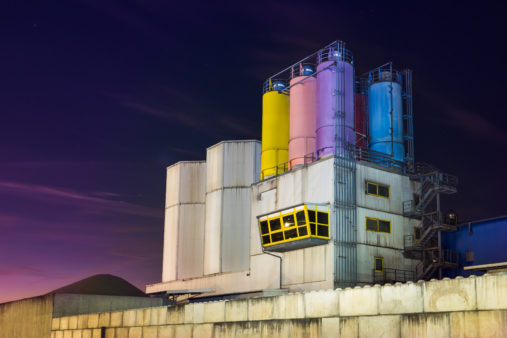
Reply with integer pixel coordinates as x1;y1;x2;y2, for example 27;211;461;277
261;80;289;179
316;42;354;158
367;65;404;161
288;63;317;168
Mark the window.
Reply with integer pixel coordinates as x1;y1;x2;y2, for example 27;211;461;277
465;250;474;262
374;257;384;272
365;217;391;234
258;204;330;249
414;227;422;242
365;181;390;199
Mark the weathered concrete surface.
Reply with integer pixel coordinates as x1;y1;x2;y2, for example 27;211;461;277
41;273;507;337
423;276;477;312
379;281;423;314
0;294;53;338
340;285;379;316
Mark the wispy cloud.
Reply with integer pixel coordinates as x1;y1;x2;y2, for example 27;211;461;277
166;146;203;157
0;181;162;219
0;160;112;168
109;90;258;139
442;107;507;146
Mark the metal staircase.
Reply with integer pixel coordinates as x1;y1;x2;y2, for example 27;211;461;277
403;163;459;281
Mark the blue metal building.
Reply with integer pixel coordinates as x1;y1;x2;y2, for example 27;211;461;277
442;215;507;278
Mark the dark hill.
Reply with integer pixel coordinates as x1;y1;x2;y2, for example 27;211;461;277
50;274;145;297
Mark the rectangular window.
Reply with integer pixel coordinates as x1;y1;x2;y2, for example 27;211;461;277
295;210;306;225
260;220;269;235
366;218;378;231
374;257;384;272
365;217;391;234
465;250;474;262
258;204;330;248
271;232;284;242
414;227;422;242
284;228;298;239
317;212;328;224
378;220;391;233
282;214;295;228
269;218;281;232
307;210;316;223
365;181;390;199
298;226;308;237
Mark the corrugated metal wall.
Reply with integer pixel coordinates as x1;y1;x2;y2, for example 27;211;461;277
162;161;206;282
354;163;418;284
204;141;261;275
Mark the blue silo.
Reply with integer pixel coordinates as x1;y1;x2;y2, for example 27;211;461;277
367;69;404;162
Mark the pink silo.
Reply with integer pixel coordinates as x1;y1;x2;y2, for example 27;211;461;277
288;64;317;169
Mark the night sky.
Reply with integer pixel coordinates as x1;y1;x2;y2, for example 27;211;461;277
2;1;506;303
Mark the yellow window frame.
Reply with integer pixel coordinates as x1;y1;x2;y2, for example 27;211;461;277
374;257;384;272
365;217;391;234
366;181;390;199
414;226;422;243
258;204;329;248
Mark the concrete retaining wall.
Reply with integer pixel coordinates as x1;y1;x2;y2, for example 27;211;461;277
0;294;53;338
51;273;507;337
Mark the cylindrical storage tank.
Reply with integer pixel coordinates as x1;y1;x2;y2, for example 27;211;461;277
354;92;367;148
261;80;289;179
288;63;317;168
367;72;404;161
316;44;354;158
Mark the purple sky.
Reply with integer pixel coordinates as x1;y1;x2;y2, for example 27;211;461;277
1;1;507;303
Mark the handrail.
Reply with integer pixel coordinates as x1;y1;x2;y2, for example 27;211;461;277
373;267;415;283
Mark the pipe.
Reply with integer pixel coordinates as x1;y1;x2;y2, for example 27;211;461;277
262;250;283;290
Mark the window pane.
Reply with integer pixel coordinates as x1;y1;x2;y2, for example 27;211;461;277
282;214;295;228
260;221;269;235
296;211;306;225
262;235;271;244
271;232;284;243
284;228;298;240
310;223;316;235
378;185;389;198
367;182;377;195
414;227;422;240
269;218;281;231
366;218;378;231
378;220;390;233
317;225;329;237
317;212;328;224
298;226;308;237
308;210;316;222
375;258;383;271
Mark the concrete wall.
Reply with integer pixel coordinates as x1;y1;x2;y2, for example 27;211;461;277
58;273;507;337
0;294;53;338
53;294;168;317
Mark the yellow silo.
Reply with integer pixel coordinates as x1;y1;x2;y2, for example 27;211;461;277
261;80;289;179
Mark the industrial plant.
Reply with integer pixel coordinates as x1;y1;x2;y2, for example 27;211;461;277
145;40;471;298
4;40;507;338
